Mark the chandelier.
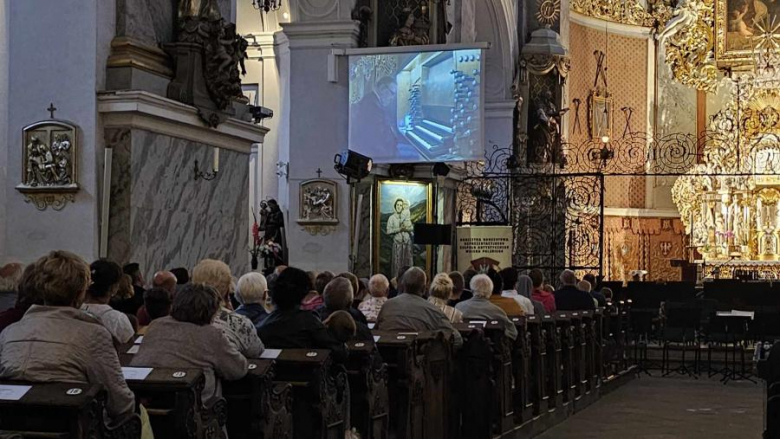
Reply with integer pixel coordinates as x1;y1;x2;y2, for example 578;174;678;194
251;0;282;13
752;17;780;90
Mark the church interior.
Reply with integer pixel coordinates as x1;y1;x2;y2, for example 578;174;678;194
1;0;780;437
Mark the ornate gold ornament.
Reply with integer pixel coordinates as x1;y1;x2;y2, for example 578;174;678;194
660;0;719;92
570;0;661;27
16;107;79;211
536;0;561;27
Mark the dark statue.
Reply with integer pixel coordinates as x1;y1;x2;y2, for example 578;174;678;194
259;199;287;272
528;90;561;165
168;0;248;127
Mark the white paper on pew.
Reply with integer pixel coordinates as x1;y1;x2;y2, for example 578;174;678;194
373;336;381;342
0;384;31;401
368;323;376;329
716;310;755;320
134;336;143;344
398;332;419;335
121;367;153;381
260;349;282;359
469;320;487;327
126;345;140;354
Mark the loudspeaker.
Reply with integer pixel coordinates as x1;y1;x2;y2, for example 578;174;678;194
432;162;451;176
413;224;452;245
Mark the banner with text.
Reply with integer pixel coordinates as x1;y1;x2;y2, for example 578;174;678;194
456;226;513;272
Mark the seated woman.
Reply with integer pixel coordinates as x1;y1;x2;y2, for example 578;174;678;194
234;272;270;330
0;250;135;425
81;259;135;344
257;267;347;362
131;284;248;405
427;273;463;323
0;264;43;334
192;259;264;358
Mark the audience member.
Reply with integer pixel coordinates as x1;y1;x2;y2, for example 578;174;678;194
318;278;372;341
113;262;145;315
81;259;135;344
462;268;477;293
0;263;24;311
389;265;411;298
336;272;360;300
359;274;389;322
447;271;473;307
0;251;135;425
170;267;190;294
258;267;347;362
455;274;518;340
428;273;463;323
578;280;599;308
516;274;547;316
324;310;357;343
192;259;264;358
142;288;172;324
530;269;556;314
355;278;369;308
0;264;44;333
555;270;596;311
132;283;247;405
137;270;178;326
235;272;270;329
583;273;607;306
486;269;524;317
376;267;463;348
302;271;332;311
500;268;534;315
601;287;613;302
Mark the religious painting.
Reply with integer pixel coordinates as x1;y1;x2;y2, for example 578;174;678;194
297;179;339;235
16;119;79;211
588;90;613;141
715;0;779;68
374;180;432;278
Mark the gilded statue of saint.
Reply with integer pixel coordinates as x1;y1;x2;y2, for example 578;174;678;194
178;0;222;21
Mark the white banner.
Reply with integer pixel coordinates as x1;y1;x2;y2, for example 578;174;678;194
456;226;513;272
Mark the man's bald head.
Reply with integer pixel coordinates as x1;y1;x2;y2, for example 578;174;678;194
153;271;178;294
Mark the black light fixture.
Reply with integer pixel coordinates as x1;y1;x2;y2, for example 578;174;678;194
334;150;373;183
432;162;451;177
252;0;282;12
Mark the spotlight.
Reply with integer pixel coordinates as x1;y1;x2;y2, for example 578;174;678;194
334;150;373;182
432;162;451;177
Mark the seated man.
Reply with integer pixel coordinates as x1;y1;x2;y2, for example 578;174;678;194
317;278;373;342
0;251;135;425
359;274;389;322
446;271;473;307
137;287;172;334
0;265;43;334
136;270;177;326
555;270;596;311
486;269;524;317
132;284;248;405
455;274;518;340
258;267;347;362
376;267;463;348
235;272;270;329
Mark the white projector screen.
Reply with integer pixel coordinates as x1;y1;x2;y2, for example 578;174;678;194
348;45;485;163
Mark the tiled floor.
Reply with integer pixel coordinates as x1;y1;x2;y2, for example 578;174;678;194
536;375;763;438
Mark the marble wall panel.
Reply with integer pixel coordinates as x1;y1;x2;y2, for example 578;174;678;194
108;128;249;280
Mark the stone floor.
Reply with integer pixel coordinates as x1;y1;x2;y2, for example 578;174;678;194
536;375;764;439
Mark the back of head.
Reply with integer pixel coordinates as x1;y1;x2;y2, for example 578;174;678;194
583;273;597;289
29;251;90;307
368;274;389;298
153;271;178;294
306;271;317;290
144;287;173;321
470;274;493;299
601;287;613;300
88;259;123;299
170;283;220;325
336;272;359;297
429;273;454;300
499;267;518;291
577;280;592;293
315;271;335;295
529;269;544;289
463;268;477;290
543;284;555;293
401;267;427;296
192;259;232;298
269;266;311;309
0;263;24;292
323;277;353;310
324;310;356;343
123;262;143;285
448;271;464;294
559;269;577;286
236;272;268;305
170;267;190;284
396;265;411;293
516;275;534;298
15;264;44;310
486;269;503;296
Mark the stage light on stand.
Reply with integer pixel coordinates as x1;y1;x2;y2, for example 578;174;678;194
334;150;373;183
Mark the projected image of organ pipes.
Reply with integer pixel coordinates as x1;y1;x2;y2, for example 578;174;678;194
348;48;483;163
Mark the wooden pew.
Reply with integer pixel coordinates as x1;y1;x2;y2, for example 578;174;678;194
510;316;533;426
417;332;453;439
0;381;141;438
580;311;597;395
555;313;576;406
568;312;587;401
123;367;225;439
346;340;390;439
271;349;349;439
541;314;564;414
593;309;605;385
222;359;294;439
372;331;424;439
524;315;546;419
453;323;494;439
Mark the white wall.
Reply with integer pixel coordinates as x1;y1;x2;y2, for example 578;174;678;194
1;0;114;264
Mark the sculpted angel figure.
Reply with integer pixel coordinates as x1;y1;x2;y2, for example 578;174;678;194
178;0;221;21
656;0;700;45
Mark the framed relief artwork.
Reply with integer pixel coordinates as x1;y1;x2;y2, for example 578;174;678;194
588;90;613;141
374;180;432;278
